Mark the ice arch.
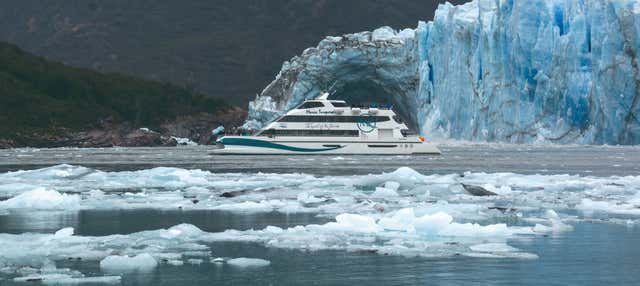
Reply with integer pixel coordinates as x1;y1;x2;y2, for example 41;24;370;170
244;27;424;131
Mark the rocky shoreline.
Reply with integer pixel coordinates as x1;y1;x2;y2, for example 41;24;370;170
0;108;246;149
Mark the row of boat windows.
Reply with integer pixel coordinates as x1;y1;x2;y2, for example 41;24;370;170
258;129;360;137
297;101;348;109
278;115;391;123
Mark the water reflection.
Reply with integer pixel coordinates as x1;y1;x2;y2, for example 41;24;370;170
0;209;330;235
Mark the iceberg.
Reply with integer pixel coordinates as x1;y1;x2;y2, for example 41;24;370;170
248;0;640;144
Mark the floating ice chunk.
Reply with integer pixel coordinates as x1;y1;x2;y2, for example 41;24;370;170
54;227;74;238
371;187;399;198
210;257;225;263
413;212;455;236
323;213;382;233
14;274;121;284
297;192;325;204
383;181;401;191
99;254;158;273
378;208;417;232
577;199;640;216
470;243;519;253
226;258;271;268
0;188;80;210
166;223;204;238
532;210;573;232
165;260;184;266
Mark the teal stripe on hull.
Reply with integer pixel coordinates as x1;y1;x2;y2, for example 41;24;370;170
219;137;344;153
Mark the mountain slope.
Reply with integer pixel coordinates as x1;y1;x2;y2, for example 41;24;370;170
0;42;233;146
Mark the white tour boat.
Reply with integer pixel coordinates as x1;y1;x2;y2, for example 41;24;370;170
213;93;441;155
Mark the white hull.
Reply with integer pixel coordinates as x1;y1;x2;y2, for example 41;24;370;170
212;136;441;155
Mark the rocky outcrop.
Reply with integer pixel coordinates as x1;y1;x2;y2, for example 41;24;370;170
1;108;246;148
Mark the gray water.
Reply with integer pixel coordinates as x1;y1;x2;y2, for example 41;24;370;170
0;144;639;285
2;144;639;176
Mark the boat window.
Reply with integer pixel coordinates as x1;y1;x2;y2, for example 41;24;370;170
330;102;348;107
297;102;325;109
393;115;404;124
258;129;276;136
279;115;390;123
401;129;416;137
257;129;359;137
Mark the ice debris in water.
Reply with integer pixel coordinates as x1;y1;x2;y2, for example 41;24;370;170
1;164;639;225
0;224;210;279
100;254;158;273
207;208;551;258
226;258;271;268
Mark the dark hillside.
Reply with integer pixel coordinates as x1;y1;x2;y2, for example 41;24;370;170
0;42;235;147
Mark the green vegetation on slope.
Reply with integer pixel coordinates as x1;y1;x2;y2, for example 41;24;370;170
0;42;228;137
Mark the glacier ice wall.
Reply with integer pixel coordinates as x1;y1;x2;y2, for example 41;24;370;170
247;0;640;144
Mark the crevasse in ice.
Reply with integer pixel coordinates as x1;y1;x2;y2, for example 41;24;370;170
247;0;640;144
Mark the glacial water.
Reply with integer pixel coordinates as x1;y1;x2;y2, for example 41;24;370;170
0;144;639;285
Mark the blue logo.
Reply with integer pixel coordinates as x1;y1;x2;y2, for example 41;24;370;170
357;113;377;133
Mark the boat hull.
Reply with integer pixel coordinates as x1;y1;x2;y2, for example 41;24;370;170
212;136;441;155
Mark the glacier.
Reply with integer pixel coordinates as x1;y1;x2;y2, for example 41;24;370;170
246;0;640;144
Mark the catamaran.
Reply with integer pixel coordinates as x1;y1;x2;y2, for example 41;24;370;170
213;93;441;155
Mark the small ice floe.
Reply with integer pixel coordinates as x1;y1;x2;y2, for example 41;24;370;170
210;257;225;264
186;258;204;265
0;188;80;210
370;181;402;198
532;210;574;233
226;258;271;268
165;259;184;266
14;274;121;284
466;243;538;259
577;199;640;216
100;253;158;273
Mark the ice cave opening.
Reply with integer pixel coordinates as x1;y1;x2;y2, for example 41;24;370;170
329;79;419;130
